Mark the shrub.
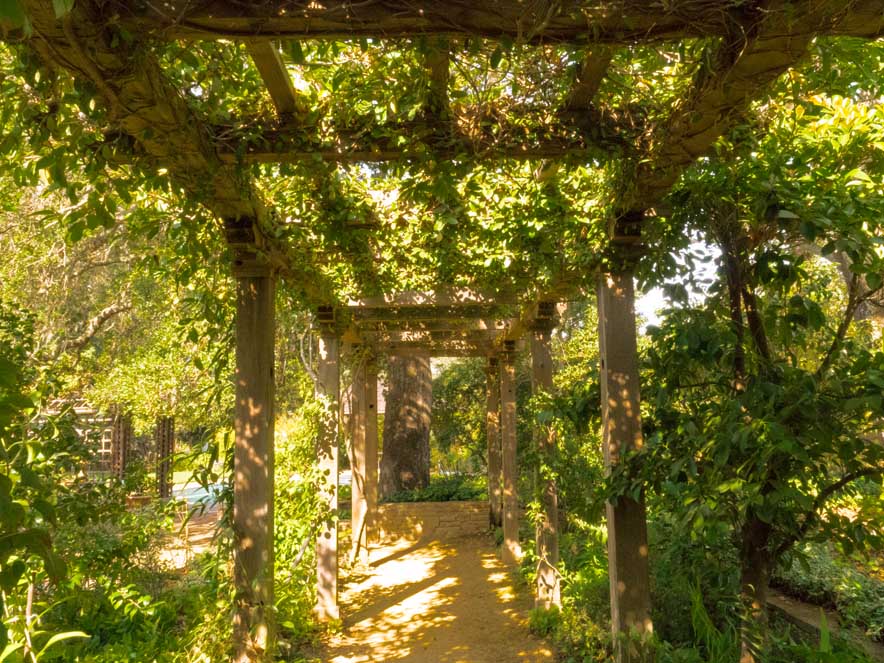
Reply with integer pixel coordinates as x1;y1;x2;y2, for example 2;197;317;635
773;541;884;641
382;473;487;503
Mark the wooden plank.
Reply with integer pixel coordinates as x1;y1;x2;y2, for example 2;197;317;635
350;303;514;322
386;347;491;357
353;318;512;333
564;47;614;112
215;116;623;164
628;2;860;211
247;41;304;118
358;329;505;344
347;288;516;308
125;1;884;43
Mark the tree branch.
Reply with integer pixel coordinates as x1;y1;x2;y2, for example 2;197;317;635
815;272;862;381
775;466;884;559
57;300;132;357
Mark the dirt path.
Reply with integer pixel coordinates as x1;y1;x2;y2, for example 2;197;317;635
310;534;555;663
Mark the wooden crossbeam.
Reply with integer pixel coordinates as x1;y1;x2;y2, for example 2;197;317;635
125;0;884;43
214;111;628;164
383;340;496;357
359;329;505;343
353;318;512;333
564;47;614;113
247;40;304;118
424;38;450;117
347;288;515;308
628;2;872;212
17;0;333;303
350;303;514;322
536;47;615;180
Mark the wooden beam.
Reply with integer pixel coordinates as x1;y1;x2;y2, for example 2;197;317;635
486;357;502;529
359;328;505;344
382;340;495;357
233;268;276;662
425;38;450;117
351;303;515;322
349;354;369;566
564;47;614;112
352;318;512;333
629;2;864;211
597;270;653;659
247;40;305;118
348;288;517;308
315;327;340;621
531;325;561;610
213;109;630;165
123;0;884;43
499;342;520;565
17;0;334;304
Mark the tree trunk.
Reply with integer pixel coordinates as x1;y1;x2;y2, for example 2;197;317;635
379;354;432;499
739;517;773;663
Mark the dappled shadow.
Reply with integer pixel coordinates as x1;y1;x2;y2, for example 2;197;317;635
311;534;554;663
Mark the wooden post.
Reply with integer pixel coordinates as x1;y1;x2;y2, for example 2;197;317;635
499;341;521;565
155;416;174;499
365;353;379;552
486;356;502;528
316;308;340;621
110;408;132;481
598;271;653;659
232;265;276;663
349;348;369;566
531;321;561;609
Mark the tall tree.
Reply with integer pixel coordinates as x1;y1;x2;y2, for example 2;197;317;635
379;354;432;498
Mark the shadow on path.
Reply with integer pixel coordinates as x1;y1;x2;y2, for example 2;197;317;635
311;534;555;663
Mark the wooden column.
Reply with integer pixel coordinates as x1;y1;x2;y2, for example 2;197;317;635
316;308;340;621
349;349;369;566
232;265;276;662
364;354;379;552
598;271;653;657
499;341;521;565
155;416;174;499
110;408;132;480
486;356;502;528
530;321;561;609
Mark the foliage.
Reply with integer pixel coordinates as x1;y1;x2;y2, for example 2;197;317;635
273;407;329;653
773;541;884;641
381;473;487;504
430;357;487;472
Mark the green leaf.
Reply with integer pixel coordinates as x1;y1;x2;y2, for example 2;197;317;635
0;643;23;663
51;0;74;18
37;631;88;657
489;46;503;69
287;40;306;65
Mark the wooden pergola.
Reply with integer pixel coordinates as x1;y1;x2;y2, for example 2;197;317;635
6;2;884;660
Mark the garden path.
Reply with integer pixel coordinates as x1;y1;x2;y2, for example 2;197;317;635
308;534;555;663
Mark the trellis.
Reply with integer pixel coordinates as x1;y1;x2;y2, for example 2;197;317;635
6;2;884;661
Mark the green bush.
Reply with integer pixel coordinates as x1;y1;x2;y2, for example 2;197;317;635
382;473;487;503
773;541;884;641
